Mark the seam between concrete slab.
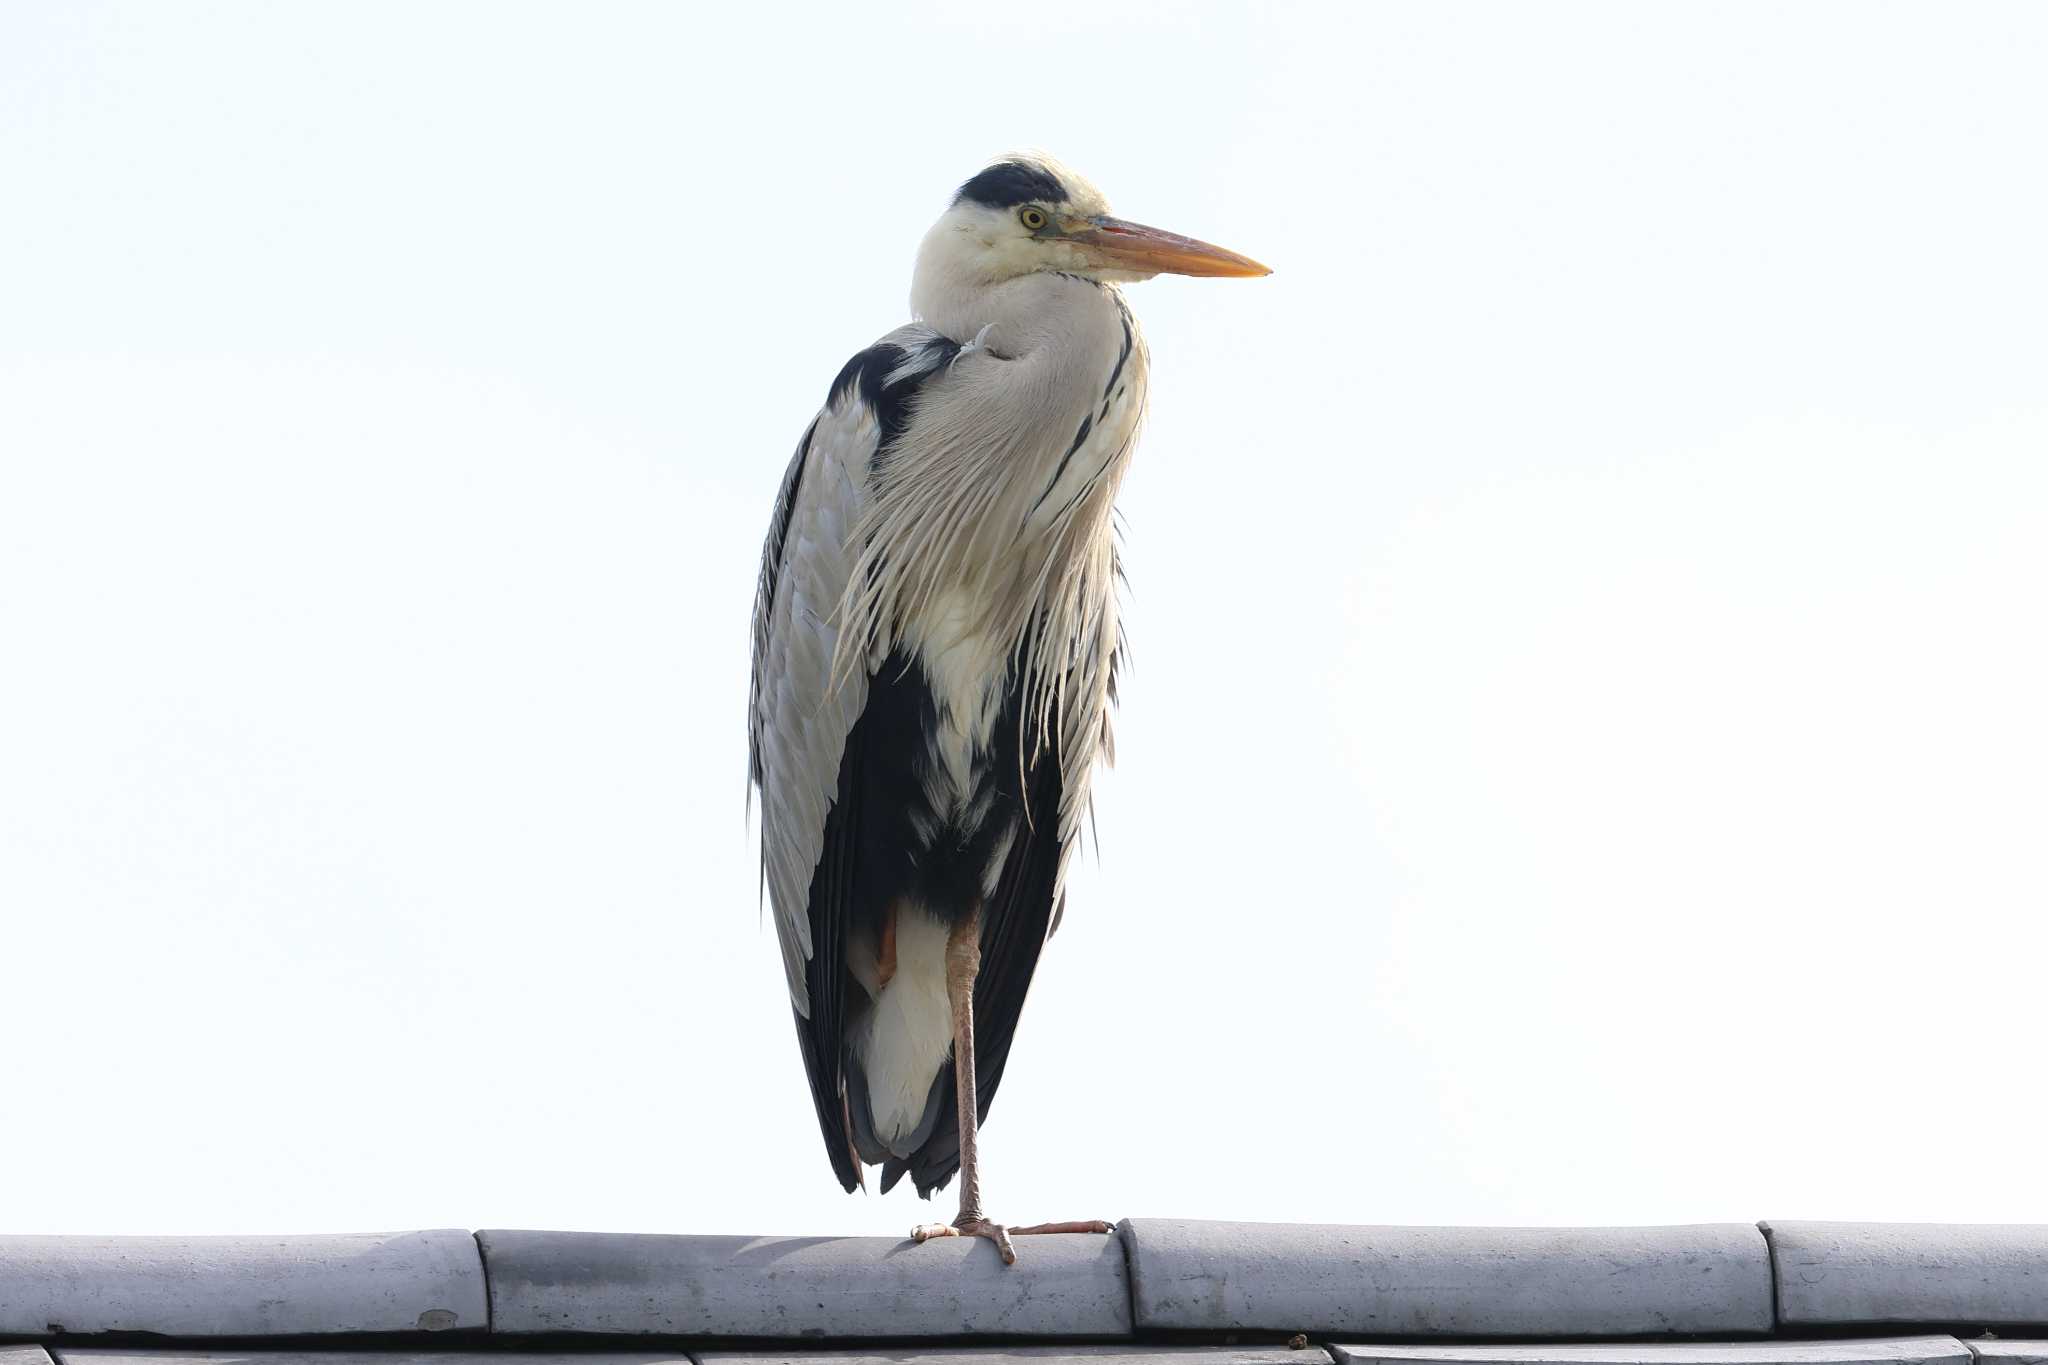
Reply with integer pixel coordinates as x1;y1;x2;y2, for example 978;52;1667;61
1113;1220;1140;1337
1758;1222;1785;1331
471;1231;495;1336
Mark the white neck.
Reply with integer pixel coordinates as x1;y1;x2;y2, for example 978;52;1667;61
909;216;1100;349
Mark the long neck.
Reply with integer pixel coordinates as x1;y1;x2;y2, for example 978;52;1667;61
912;218;1006;343
861;243;1139;639
904;224;1143;531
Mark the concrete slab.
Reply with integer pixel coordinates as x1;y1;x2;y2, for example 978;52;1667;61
477;1229;1131;1339
3;1350;57;1365
1330;1338;1971;1365
1766;1222;2048;1326
702;1351;1329;1365
1123;1220;1773;1337
58;1357;687;1365
1965;1343;2048;1365
0;1231;486;1336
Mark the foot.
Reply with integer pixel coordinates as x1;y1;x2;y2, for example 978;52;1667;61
910;1215;1114;1266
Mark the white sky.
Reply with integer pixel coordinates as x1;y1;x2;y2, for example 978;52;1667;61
3;2;2045;1238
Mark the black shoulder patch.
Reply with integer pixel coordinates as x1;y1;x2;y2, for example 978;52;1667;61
955;160;1067;209
826;334;963;473
827;343;905;414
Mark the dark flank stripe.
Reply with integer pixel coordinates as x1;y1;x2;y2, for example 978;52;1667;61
1031;413;1095;517
815;645;1066;1195
868;646;1065;1198
1045;433;1134;526
1101;311;1134;414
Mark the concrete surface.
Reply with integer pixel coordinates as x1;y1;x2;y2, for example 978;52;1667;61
1122;1220;1774;1337
701;1350;1331;1365
2;1350;56;1365
1330;1338;1972;1365
476;1228;1132;1338
1765;1222;2048;1326
0;1231;486;1336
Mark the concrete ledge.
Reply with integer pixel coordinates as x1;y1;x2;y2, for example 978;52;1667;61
0;1232;486;1337
476;1229;1132;1339
701;1350;1331;1365
1766;1222;2048;1326
9;1221;2048;1344
1123;1220;1774;1337
1329;1338;1971;1365
3;1350;57;1365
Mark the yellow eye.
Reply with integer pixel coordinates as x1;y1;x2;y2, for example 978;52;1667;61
1019;206;1049;231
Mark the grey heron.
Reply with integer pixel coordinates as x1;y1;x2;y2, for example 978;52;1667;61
749;154;1268;1262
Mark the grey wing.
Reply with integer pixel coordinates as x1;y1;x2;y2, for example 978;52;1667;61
751;327;966;1193
749;389;881;1016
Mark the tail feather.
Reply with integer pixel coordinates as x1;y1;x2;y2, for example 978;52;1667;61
873;1064;961;1198
844;1046;950;1170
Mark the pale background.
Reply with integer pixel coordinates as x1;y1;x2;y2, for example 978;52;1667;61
3;2;2044;1237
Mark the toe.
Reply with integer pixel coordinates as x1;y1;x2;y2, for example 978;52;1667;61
946;1218;1019;1265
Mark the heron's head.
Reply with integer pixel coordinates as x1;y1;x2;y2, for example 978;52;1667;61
916;154;1270;290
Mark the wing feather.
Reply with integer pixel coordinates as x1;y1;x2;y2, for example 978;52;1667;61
751;390;879;1014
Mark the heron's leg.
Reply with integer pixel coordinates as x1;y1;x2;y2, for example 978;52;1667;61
911;909;1018;1261
909;912;1115;1265
943;910;990;1224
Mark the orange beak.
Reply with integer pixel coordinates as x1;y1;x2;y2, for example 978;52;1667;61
1066;216;1272;278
